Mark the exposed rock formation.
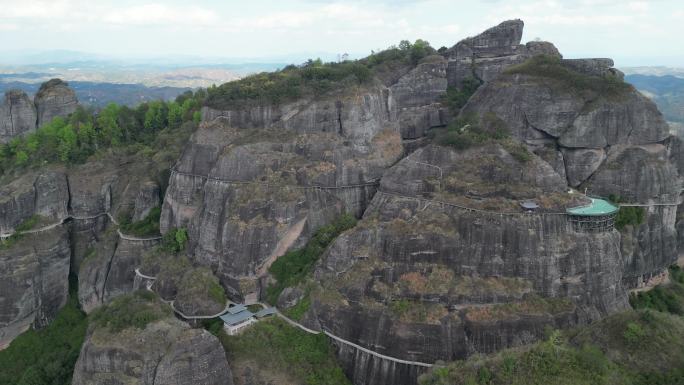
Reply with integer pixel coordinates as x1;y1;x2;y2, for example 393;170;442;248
0;90;37;143
132;181;160;221
305;145;626;384
72;295;233;385
0;170;69;234
0;227;70;349
35;79;78;127
459;58;680;288
0;79;79;143
444;19;561;88
162;86;404;300
389;55;449;139
0;154;174;345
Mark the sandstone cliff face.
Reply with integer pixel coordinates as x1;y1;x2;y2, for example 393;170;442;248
389;56;449;139
35;79;78;128
444;19;560;88
0;154;172;345
0;227;70;349
0;90;37;143
0;79;79;143
72;305;232;385
306;145;627;385
0;170;69;234
460;63;681;288
162;86;403;300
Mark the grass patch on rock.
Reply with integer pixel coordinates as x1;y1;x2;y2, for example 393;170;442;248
217;317;351;385
505;55;632;99
419;266;684;385
430;113;531;162
206;40;435;110
118;206;161;237
266;213;357;305
90;290;171;333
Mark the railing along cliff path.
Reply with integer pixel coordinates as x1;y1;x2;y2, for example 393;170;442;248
132;267;440;368
0;211;162;242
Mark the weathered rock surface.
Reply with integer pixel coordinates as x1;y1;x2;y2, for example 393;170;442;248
0;227;70;349
0;90;37;143
132;181;160;221
561;148;606;187
34;79;78;127
389;56;449;139
307;144;627;384
458;61;680;289
0;153;175;348
0;170;69;234
72;301;233;385
162;86;403;300
462;73;669;150
444;19;561;88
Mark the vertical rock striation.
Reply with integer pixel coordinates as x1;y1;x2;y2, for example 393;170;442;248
35;79;78;128
0;90;37;143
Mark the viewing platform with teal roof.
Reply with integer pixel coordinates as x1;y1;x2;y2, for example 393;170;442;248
566;197;619;232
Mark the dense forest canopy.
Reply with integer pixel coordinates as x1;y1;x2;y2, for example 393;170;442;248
0;90;205;175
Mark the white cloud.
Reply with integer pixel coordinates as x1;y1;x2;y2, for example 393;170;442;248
627;1;650;12
104;4;219;26
0;1;218;27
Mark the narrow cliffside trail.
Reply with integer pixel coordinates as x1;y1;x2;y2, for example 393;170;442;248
1;212;162;242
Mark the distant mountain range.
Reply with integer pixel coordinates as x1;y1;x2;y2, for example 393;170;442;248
625;73;684;135
0;79;191;108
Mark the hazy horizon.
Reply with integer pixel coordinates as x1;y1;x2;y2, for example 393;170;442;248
0;0;682;68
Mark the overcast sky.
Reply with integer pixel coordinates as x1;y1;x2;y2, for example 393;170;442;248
0;0;682;67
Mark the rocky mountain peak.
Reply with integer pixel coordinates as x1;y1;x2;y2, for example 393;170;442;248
0;89;37;143
35;78;78;127
0;78;79;143
457;19;524;52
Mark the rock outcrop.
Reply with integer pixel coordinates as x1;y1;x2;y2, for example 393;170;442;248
35;79;78;128
162;86;403;301
389;55;449;139
0;154;174;345
0;90;37;143
72;294;233;385
0;79;79;143
0;227;71;349
306;144;627;384
444;19;561;88
459;58;680;288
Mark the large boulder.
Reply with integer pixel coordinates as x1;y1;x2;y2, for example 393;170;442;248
444;19;561;88
72;294;233;385
34;79;78;127
0;90;37;143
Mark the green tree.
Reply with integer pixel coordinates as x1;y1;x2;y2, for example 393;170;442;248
15;150;29;166
167;101;183;129
96;103;122;146
144;101;167;133
57;124;77;162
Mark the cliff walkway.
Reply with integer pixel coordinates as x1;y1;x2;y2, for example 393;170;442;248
0;211;162;242
257;302;439;368
169;167;381;190
376;190;680;217
132;267;439;368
